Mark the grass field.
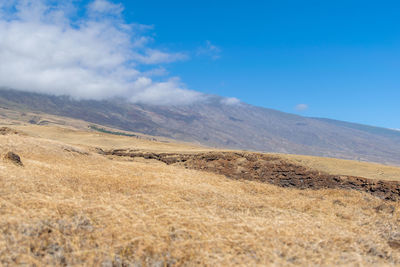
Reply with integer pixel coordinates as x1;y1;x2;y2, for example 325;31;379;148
1;117;400;265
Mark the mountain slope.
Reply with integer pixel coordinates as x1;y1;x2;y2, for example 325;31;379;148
1;88;400;165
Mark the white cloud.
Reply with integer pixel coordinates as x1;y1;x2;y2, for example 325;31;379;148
88;0;123;16
221;97;240;105
132;77;206;105
0;0;202;105
295;104;309;111
142;67;168;77
197;40;221;60
132;49;188;65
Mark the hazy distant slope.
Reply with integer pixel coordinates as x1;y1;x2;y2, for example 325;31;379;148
314;117;400;142
1;88;400;165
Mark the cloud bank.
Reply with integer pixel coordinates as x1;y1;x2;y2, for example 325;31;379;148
0;0;205;105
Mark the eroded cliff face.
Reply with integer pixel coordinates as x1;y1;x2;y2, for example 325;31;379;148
101;149;400;201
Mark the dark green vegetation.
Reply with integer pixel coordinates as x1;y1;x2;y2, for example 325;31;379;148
89;125;137;137
1;88;400;165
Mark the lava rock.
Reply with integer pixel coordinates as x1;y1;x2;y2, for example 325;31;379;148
4;151;23;166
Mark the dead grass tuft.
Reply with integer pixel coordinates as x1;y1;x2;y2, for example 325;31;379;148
0;127;20;135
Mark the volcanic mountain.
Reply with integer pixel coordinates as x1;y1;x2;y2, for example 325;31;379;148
1;88;400;165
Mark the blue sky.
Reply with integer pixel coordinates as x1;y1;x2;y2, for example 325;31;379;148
122;0;400;129
0;0;399;128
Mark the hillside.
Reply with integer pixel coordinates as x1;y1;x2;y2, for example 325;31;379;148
1;88;400;165
1;116;400;265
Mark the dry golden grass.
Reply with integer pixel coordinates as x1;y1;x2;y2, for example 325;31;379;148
10;121;400;180
3;109;400;181
0;107;201;150
1;123;400;265
280;153;400;181
9;123;208;153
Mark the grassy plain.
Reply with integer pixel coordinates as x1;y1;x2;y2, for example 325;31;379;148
0;115;400;265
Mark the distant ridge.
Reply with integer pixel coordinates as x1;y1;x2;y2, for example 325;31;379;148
1;88;400;165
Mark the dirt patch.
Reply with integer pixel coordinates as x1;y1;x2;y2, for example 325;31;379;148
3;151;23;166
103;150;400;201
